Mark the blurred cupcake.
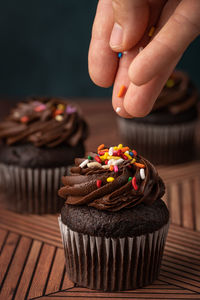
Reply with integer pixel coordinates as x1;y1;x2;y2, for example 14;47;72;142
58;144;169;291
0;97;88;214
118;70;199;165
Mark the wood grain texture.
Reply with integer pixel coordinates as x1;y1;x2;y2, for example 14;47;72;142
0;211;200;300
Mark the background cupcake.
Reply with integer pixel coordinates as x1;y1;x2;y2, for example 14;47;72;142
58;144;169;291
0;97;88;214
118;70;199;165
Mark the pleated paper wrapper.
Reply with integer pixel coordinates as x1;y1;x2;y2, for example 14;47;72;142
117;118;197;165
0;164;71;214
59;217;169;291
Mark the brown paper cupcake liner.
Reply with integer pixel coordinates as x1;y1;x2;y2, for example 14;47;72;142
59;217;169;291
117;118;197;165
0;163;71;214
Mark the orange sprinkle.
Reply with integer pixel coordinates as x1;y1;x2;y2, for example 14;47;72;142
20;116;29;123
98;144;105;152
134;162;145;168
121;147;129;152
117;85;127;98
148;26;155;37
54;109;64;116
109;165;114;171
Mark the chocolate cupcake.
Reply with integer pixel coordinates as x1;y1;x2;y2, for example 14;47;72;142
58;144;169;291
118;70;199;165
0;97;88;214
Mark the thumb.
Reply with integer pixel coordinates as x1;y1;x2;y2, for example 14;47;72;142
109;0;149;52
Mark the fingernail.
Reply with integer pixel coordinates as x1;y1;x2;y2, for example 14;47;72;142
110;23;123;48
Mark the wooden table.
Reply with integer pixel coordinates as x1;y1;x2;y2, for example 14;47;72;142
0;99;200;299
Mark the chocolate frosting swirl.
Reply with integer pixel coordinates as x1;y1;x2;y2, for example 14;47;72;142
0;97;88;147
153;70;198;114
58;151;165;212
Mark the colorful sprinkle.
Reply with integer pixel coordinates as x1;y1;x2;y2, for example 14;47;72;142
113;158;124;165
79;159;89;168
109;165;114;171
88;155;92;160
108;147;114;156
114;165;118;172
140;168;145;180
87;162;101;168
116;107;121;113
118;52;123;58
57;104;65;111
129;151;133;157
132;177;138;190
124;152;132;160
139;47;144;53
132;149;137;156
166;78;175;88
54;109;64;116
134;162;145;168
105;159;108;165
117;85;127;98
128;177;132;182
121;153;128;160
117;149;122;156
107;177;115;183
55;115;64;122
34;104;46;112
98;144;105;152
96;180;102;188
131;158;136;163
94;155;101;163
66;105;77;114
148;26;155;37
118;144;123;149
20;116;29;123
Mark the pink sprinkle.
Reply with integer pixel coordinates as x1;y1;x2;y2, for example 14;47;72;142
114;165;118;172
34;104;46;112
66;105;77;114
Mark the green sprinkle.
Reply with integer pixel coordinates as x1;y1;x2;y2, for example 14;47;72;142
128;177;132;182
88;155;92;160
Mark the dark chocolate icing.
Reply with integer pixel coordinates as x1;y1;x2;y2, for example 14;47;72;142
58;148;165;212
0;97;88;147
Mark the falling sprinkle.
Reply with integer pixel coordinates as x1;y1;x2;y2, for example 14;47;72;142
118;52;123;58
117;85;127;98
148;26;155;37
116;107;121;113
66;105;77;114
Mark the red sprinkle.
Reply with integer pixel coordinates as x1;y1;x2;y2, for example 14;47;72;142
117;150;122;156
121;154;128;160
95;155;101;163
98;151;105;156
132;149;137;157
132;177;138;190
105;159;108;165
113;151;118;156
54;109;64;116
20;116;29;123
96;180;102;188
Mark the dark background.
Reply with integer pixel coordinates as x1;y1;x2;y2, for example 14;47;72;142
0;0;199;99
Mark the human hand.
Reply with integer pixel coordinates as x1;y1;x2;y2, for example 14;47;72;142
88;0;200;118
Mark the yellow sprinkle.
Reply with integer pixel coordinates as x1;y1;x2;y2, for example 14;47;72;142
131;158;136;164
148;26;155;37
113;147;118;150
107;156;121;160
166;79;175;88
57;104;65;111
100;152;109;160
118;144;123;149
107;177;115;183
124;153;132;160
55;115;64;122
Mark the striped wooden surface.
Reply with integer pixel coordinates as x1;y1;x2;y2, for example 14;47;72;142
0;210;200;300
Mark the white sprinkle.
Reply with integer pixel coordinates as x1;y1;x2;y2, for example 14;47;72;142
113;158;124;166
55;115;64;122
108;147;114;156
108;159;115;166
102;165;110;169
79;159;89;168
116;107;121;113
140;168;145;180
123;51;127;54
87;162;101;168
139;47;144;53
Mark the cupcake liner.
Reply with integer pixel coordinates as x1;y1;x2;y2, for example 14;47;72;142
58;217;169;291
0;163;70;214
117;118;197;165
